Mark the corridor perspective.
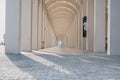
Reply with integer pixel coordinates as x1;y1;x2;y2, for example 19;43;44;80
2;0;120;80
12;0;107;54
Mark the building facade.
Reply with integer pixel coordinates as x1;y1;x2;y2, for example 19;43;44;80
5;0;120;55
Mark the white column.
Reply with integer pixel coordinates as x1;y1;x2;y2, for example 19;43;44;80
94;0;105;52
38;0;42;49
32;0;38;50
41;1;45;49
21;0;32;52
108;0;120;55
5;0;21;54
86;0;94;51
81;0;87;50
77;1;81;50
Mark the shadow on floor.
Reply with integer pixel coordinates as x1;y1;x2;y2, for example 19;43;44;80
5;53;72;79
5;52;120;80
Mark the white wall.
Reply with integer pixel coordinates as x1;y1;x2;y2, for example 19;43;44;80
32;0;38;50
5;0;21;54
0;0;5;40
63;15;79;49
108;0;120;55
38;0;42;49
37;1;57;49
94;0;105;52
77;6;82;50
41;5;57;48
44;16;57;48
82;0;87;50
87;0;94;51
21;0;32;51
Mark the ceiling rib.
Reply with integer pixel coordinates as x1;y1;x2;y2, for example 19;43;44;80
43;0;80;40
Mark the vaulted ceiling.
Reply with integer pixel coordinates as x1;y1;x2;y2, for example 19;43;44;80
43;0;82;40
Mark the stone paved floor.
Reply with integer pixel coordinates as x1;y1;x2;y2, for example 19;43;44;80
0;46;120;80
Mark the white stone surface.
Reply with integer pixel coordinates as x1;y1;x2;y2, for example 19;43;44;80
21;0;32;51
94;0;105;52
87;0;94;51
5;0;21;54
32;0;38;50
108;0;120;55
1;47;120;80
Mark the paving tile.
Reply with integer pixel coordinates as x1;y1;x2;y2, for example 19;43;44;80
0;46;120;80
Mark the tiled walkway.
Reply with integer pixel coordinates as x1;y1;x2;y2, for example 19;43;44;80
0;46;120;80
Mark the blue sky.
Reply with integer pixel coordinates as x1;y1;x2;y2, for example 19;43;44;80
0;0;5;40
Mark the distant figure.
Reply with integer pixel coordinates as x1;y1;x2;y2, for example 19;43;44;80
57;40;63;48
